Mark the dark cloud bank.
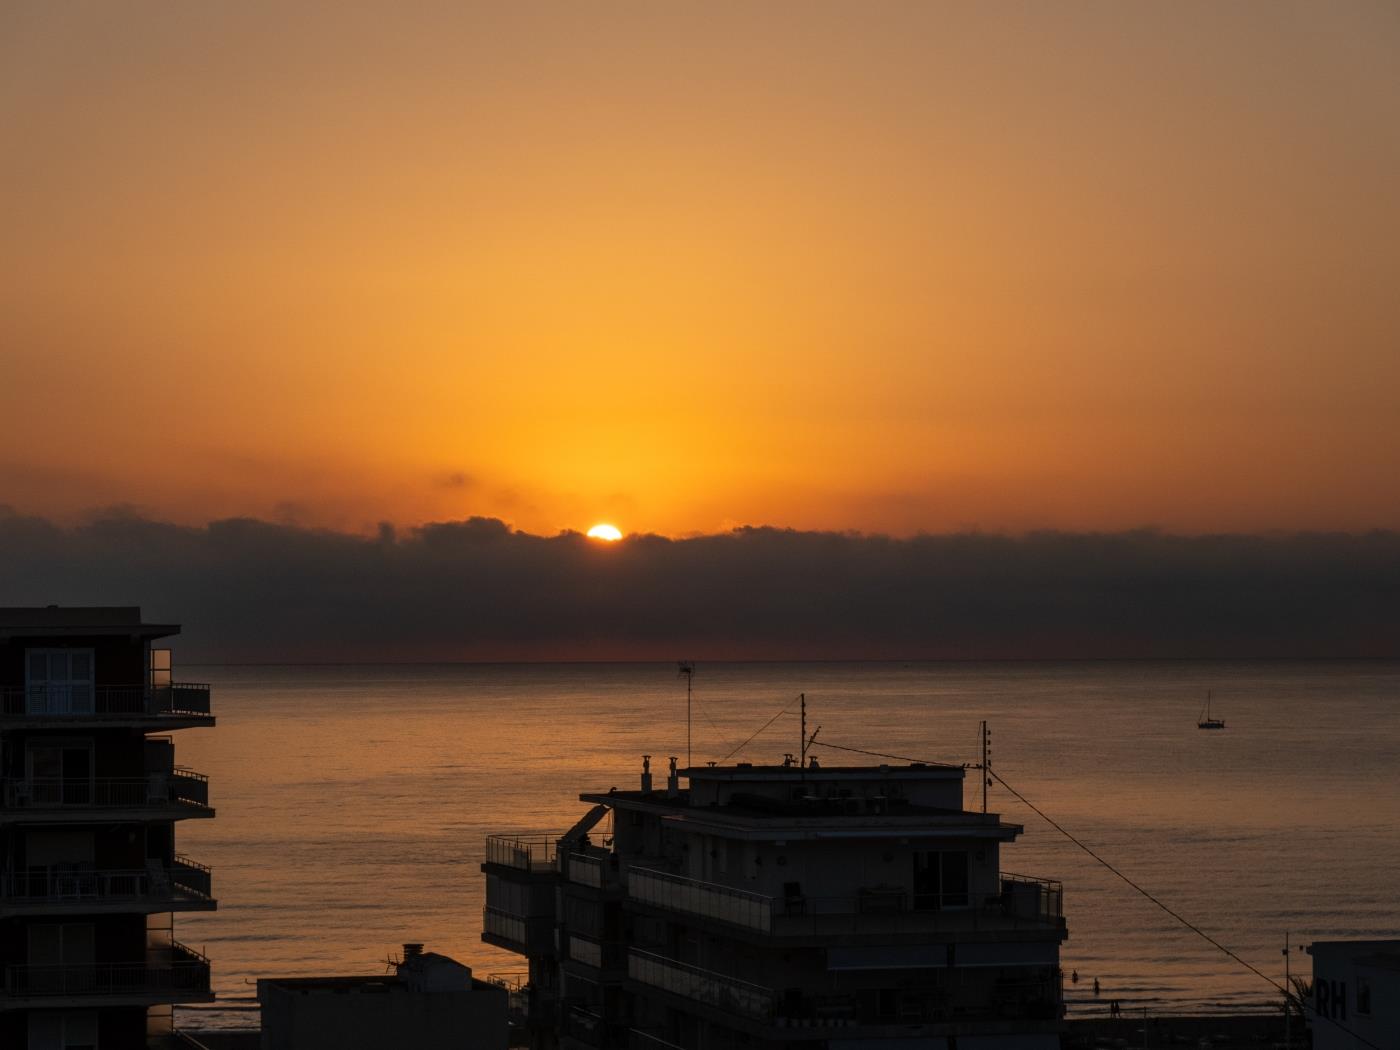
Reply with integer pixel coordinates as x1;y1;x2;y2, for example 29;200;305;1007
2;511;1398;661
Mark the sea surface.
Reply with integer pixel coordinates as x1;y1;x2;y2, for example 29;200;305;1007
171;661;1400;1028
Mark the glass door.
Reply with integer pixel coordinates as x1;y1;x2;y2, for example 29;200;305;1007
26;650;95;715
26;745;94;805
913;849;971;910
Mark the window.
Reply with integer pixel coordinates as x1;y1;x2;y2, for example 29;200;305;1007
27;1010;97;1050
24;743;94;806
25;649;95;715
913;849;971;910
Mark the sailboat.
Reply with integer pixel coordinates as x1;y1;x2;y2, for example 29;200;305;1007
1197;691;1226;730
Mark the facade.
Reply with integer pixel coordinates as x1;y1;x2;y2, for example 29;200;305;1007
0;607;215;1050
1308;940;1400;1050
484;753;1067;1050
257;944;509;1050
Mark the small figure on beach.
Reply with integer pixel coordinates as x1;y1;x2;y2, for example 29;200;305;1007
1110;1000;1121;1019
1071;969;1079;983
1093;977;1100;996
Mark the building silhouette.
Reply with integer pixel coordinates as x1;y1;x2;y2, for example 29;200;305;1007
257;943;509;1050
484;752;1066;1049
0;607;215;1050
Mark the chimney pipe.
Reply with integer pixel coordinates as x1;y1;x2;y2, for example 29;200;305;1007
666;756;679;798
641;754;653;793
403;943;423;960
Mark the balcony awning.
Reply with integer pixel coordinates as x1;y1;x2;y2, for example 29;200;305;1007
559;804;609;847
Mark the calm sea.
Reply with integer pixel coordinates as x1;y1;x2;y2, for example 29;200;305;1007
171;661;1400;1029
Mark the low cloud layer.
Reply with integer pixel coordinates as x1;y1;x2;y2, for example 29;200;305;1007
1;511;1397;661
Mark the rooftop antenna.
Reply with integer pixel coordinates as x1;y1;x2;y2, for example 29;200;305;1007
799;693;806;785
798;694;821;782
678;662;695;769
980;720;992;814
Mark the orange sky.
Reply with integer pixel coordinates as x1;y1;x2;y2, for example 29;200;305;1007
3;3;1398;537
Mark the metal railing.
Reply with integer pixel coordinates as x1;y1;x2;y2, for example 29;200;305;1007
171;856;213;898
561;1004;605;1045
1;772;212;811
626;867;1062;935
628;867;773;932
0;684;211;718
1000;872;1063;922
485;834;559;872
2;942;210;999
0;861;213;905
628;949;774;1020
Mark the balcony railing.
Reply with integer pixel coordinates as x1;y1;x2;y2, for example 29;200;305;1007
482;906;528;945
485;834;559;872
627;867;1062;935
628;867;774;932
1001;871;1063;923
2;943;211;1000
0;858;213;906
560;1004;606;1046
628;949;774;1020
1;771;212;811
0;684;211;719
567;851;619;889
172;855;213;898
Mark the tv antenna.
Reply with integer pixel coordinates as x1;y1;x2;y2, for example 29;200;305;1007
980;720;992;814
678;662;695;768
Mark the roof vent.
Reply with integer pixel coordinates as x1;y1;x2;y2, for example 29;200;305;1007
403;943;424;959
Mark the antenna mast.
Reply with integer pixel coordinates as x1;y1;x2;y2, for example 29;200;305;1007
678;662;695;768
981;720;991;814
800;694;806;766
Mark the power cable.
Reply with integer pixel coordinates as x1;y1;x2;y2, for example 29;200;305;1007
717;701;795;764
814;736;1377;1050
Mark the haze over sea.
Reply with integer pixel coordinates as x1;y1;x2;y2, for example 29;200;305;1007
173;661;1400;1029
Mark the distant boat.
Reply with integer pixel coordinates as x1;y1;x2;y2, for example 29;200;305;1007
1197;691;1226;730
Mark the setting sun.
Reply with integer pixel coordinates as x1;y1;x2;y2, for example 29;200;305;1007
586;524;623;542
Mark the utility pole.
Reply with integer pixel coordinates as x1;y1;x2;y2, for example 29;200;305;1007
1284;932;1291;1050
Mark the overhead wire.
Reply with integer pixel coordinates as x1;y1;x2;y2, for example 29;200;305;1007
812;735;1377;1050
717;700;796;764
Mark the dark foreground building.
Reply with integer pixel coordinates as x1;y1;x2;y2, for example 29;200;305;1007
484;754;1067;1050
257;943;509;1050
0;607;215;1050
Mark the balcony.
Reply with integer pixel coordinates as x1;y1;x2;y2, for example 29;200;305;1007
0;684;213;725
0;856;214;915
0;942;212;1008
627;949;774;1021
485;834;559;873
0;771;213;822
626;867;1063;938
482;904;556;958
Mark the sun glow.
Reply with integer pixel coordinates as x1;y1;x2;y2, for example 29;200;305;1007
586;523;624;541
